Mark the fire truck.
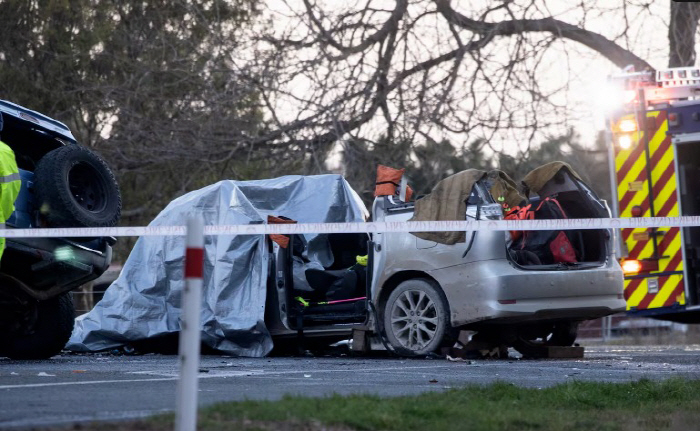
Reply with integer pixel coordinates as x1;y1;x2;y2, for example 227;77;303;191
608;66;700;322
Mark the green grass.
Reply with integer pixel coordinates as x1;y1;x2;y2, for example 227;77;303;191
48;379;700;431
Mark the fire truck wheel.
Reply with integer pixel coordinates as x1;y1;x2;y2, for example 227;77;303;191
382;279;450;356
0;293;75;360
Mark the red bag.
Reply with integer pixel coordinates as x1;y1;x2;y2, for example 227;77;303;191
550;231;577;263
515;197;578;264
505;204;532;241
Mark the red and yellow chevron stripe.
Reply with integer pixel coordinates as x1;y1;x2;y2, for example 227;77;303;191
614;110;685;310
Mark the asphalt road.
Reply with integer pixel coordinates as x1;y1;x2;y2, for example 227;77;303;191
2;345;700;429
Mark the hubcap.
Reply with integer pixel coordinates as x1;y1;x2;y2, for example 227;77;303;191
390;290;439;351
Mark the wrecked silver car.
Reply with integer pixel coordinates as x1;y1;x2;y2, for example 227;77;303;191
268;163;625;356
70;164;624;357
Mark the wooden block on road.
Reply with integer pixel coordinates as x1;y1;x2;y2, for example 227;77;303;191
542;346;585;358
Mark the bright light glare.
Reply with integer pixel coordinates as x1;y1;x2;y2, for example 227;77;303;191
619;119;637;132
623;90;637;104
618;134;633;149
591;81;627;113
622;259;642;274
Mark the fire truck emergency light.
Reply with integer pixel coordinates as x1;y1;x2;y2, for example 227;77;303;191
621;259;642;275
618;119;637;132
618;134;633;150
623;90;637;104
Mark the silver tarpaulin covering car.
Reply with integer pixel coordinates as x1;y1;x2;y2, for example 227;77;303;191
67;175;367;356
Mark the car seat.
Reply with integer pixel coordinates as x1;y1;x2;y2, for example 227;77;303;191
304;267;359;301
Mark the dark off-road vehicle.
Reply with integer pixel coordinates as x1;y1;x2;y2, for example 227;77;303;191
0;100;121;359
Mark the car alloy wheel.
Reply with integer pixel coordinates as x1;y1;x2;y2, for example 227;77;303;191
383;279;449;356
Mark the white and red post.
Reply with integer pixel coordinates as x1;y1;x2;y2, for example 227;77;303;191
175;217;204;431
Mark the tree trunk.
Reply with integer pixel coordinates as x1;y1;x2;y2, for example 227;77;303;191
669;1;700;67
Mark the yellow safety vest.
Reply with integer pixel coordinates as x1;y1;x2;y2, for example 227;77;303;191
0;140;20;261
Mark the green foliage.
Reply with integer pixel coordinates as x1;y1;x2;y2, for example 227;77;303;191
0;0;272;262
0;4;261;168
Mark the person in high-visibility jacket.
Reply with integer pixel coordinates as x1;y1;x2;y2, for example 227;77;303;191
0;140;21;261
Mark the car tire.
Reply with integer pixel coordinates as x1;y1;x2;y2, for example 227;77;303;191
34;145;121;228
382;279;450;356
0;292;75;359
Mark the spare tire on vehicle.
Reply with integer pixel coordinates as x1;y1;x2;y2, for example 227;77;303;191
34;145;121;228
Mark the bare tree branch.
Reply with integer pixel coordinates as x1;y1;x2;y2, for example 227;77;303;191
434;0;652;70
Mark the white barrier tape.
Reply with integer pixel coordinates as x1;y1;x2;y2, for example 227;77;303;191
3;216;700;238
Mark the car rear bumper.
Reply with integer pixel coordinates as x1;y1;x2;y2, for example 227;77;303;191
1;237;112;300
429;258;625;327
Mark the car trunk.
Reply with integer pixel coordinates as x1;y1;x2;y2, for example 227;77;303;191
506;166;609;270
